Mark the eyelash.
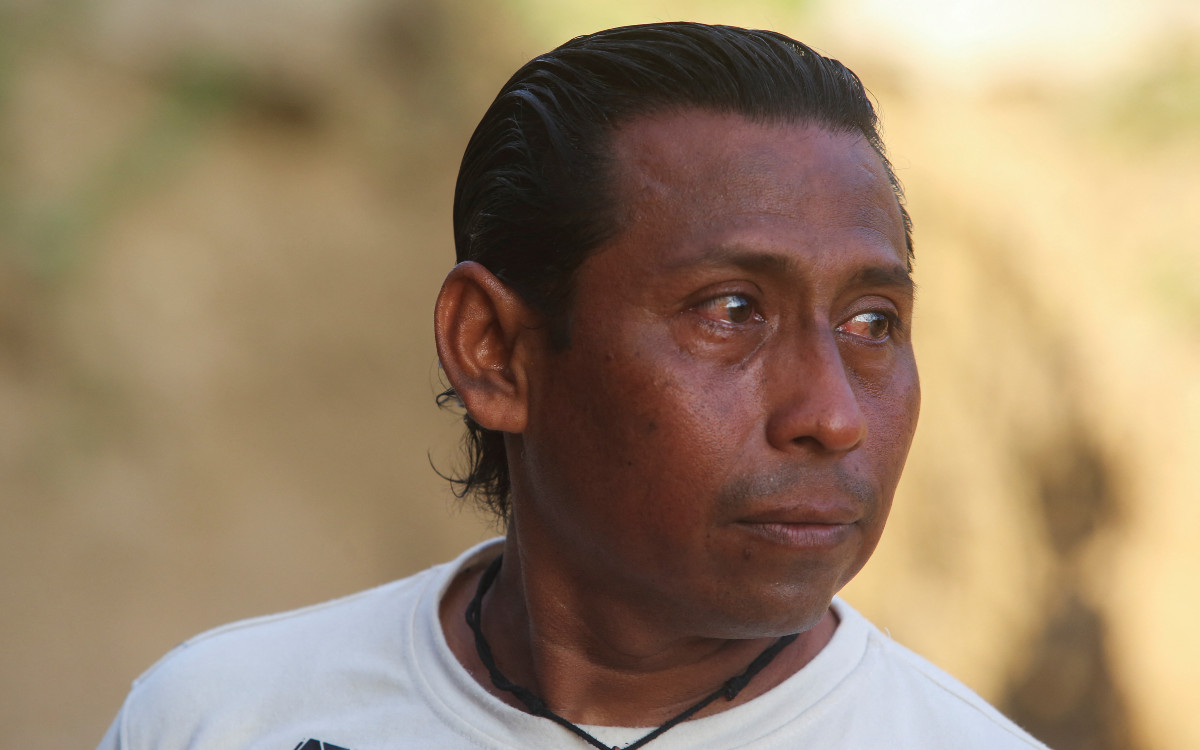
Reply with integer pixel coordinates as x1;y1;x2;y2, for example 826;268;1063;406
690;294;904;343
693;293;763;327
838;310;902;343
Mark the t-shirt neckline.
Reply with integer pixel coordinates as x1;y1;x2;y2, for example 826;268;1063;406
409;538;871;750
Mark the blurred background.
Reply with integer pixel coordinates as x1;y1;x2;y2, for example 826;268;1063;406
1;0;1197;747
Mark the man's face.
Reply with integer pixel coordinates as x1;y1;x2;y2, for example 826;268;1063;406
514;111;920;638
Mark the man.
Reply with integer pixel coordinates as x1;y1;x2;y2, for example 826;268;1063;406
100;22;1048;749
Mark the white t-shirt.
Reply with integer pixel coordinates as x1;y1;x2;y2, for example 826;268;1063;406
99;540;1048;749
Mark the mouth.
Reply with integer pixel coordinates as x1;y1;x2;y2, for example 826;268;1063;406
732;506;861;549
734;520;855;549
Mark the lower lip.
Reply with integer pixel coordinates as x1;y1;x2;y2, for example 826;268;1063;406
737;522;854;549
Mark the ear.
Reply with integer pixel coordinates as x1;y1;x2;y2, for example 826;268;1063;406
434;261;542;433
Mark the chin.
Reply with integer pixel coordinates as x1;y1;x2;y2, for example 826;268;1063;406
699;585;837;640
722;559;858;638
767;597;835;637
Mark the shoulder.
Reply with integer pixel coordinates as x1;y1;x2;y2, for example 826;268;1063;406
832;599;1050;749
135;570;428;683
104;557;457;750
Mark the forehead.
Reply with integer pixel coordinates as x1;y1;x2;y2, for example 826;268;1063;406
604;110;906;267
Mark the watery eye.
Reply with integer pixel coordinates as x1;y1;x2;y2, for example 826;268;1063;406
699;294;757;324
723;295;755;324
840;311;892;341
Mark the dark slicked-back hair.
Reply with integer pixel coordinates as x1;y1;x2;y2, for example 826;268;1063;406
440;21;912;521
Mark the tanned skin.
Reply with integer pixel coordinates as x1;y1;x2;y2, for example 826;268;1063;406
435;110;919;727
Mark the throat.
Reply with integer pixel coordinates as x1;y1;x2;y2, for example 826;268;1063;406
460;554;805;741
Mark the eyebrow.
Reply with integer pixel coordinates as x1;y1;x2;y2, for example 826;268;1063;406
672;247;917;296
848;265;917;297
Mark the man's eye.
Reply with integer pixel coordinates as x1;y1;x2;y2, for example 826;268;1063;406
839;311;893;341
697;294;759;325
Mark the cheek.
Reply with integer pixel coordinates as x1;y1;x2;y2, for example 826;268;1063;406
526;344;667;499
535;343;761;527
861;358;921;485
581;321;759;436
891;358;921;446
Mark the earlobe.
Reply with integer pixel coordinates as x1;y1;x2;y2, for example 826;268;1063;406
434;261;541;433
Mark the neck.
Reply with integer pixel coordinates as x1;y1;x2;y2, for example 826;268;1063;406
440;537;838;727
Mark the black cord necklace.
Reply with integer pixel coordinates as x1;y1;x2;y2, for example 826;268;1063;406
465;554;799;750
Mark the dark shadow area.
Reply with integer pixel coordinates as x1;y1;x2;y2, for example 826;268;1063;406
1005;592;1138;750
977;233;1142;750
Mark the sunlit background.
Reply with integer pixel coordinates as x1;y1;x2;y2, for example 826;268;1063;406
2;1;1198;748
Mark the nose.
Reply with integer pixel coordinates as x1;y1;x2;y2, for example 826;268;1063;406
764;331;868;454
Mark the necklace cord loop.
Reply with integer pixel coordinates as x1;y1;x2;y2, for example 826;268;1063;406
465;554;800;750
